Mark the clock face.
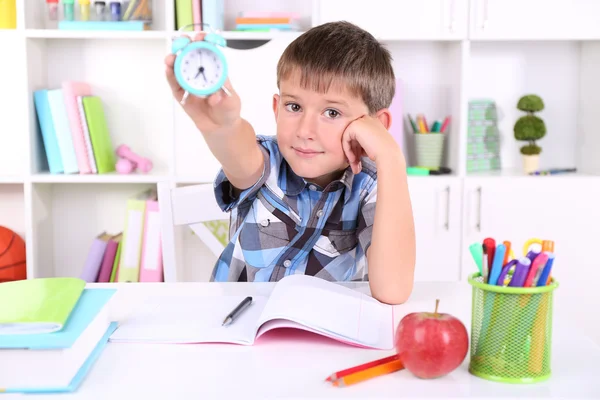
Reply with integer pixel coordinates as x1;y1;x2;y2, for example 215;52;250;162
179;47;224;91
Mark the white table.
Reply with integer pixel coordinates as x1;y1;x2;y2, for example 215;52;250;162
13;280;600;399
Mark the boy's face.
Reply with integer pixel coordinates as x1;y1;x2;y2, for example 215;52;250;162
272;71;370;187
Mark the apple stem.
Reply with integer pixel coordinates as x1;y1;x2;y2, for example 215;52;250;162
434;299;440;317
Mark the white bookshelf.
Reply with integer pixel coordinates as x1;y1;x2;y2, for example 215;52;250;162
2;1;600;326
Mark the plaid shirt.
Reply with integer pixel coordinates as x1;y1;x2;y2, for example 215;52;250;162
210;135;377;282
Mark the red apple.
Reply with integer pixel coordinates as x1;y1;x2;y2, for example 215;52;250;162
394;299;469;379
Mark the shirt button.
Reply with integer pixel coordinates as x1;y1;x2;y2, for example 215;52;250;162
283;260;292;267
309;184;317;191
316;209;324;218
260;219;269;227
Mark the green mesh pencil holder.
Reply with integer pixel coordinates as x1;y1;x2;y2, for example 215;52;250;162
467;273;559;384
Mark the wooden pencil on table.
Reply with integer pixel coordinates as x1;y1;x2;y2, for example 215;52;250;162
332;358;404;387
325;354;399;382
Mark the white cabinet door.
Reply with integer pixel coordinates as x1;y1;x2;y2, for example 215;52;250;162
317;0;468;40
408;177;462;282
462;177;600;342
470;0;600;40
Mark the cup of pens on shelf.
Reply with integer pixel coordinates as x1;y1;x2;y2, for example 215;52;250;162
408;113;450;169
467;238;558;384
53;0;152;28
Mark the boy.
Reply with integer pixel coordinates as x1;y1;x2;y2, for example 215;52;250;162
164;21;416;304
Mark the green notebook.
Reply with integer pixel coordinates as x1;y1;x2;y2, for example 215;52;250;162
0;277;85;335
82;96;116;174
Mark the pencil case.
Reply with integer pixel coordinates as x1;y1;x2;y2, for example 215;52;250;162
467;272;558;384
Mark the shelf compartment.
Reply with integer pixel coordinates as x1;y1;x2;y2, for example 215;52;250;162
467;40;600;175
29;182;156;278
25;37;174;177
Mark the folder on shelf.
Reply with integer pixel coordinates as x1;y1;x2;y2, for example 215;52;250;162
81;96;116;174
77;95;98;174
47;89;79;174
80;232;112;283
175;0;193;30
0;289;117;394
33;90;64;174
117;190;157;282
62;81;94;174
139;200;164;282
202;0;224;31
97;233;122;283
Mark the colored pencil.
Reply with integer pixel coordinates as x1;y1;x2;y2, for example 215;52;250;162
332;358;404;387
325;354;399;382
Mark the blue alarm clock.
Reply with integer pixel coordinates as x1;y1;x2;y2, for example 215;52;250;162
171;32;229;103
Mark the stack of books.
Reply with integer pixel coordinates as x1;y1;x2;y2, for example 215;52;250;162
234;12;300;32
80;188;163;283
0;277;116;394
33;82;116;175
466;99;502;172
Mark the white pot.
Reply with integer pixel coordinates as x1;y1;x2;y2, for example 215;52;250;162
522;154;540;174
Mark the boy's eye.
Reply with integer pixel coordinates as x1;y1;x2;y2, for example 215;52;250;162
324;109;340;119
285;103;301;112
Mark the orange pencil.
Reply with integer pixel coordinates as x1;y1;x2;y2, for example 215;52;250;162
325;354;399;382
332;359;404;387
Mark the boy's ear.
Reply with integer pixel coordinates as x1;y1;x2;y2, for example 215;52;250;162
374;108;392;130
272;94;280;120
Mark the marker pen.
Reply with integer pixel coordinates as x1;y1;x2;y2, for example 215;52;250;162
110;0;121;21
94;0;106;21
79;0;90;21
46;0;59;20
62;0;75;21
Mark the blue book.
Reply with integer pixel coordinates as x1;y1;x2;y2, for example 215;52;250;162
0;289;117;394
33;90;64;174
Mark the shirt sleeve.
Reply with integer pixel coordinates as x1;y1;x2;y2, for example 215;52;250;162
213;141;271;212
357;179;377;253
351;179;377;281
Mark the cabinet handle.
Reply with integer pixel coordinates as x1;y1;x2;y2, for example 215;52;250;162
446;0;456;33
480;0;489;30
444;186;450;230
476;186;482;231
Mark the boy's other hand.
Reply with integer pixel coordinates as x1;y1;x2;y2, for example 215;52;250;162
165;32;242;135
342;115;404;174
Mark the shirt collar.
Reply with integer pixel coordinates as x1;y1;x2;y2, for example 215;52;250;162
278;161;354;203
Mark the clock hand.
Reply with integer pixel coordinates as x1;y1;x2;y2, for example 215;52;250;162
194;66;205;79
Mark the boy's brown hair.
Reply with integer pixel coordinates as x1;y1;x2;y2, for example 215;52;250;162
276;21;395;114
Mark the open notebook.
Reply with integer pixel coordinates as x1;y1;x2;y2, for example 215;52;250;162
109;275;396;350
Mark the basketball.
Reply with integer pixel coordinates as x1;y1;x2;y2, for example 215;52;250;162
0;226;27;282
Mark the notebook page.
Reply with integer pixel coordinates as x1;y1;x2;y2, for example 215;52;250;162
256;275;394;349
109;295;268;345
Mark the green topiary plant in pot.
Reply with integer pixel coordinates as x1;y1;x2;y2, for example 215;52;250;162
514;94;546;173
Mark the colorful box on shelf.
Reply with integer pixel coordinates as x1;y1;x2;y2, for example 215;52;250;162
58;21;150;31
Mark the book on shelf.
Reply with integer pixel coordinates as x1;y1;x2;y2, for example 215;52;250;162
33;81;117;176
175;0;223;31
0;278;116;394
80;189;163;283
109;274;397;350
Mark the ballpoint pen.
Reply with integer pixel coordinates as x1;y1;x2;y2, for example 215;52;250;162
222;296;253;326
